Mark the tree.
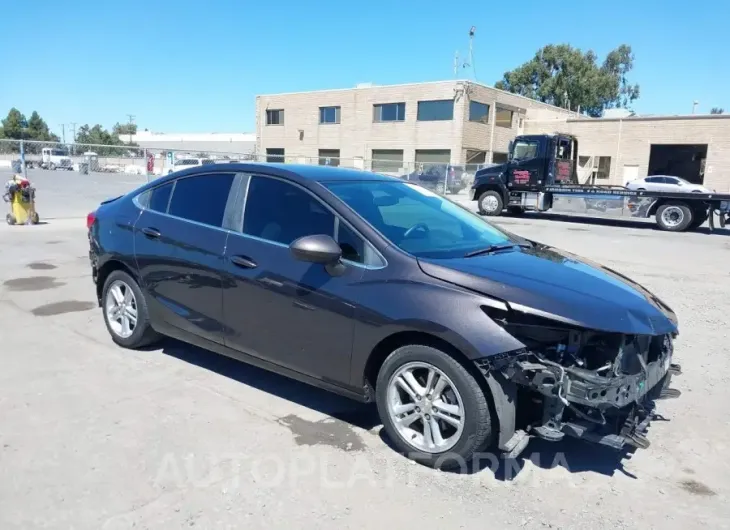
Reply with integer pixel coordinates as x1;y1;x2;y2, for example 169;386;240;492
113;122;138;136
27;111;60;142
0;108;26;139
495;44;640;117
711;107;725;114
76;124;139;156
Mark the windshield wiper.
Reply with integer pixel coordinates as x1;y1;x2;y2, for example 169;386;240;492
464;242;532;258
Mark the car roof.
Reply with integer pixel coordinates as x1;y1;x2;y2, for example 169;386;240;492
262;163;400;182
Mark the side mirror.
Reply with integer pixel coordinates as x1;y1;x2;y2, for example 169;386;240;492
290;234;342;265
507;141;514;159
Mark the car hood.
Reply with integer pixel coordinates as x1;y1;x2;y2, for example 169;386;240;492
418;243;678;335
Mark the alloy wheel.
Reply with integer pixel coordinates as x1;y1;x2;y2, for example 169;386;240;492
481;195;499;213
386;362;465;453
105;280;138;339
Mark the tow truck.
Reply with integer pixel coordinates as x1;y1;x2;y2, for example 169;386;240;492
472;134;730;232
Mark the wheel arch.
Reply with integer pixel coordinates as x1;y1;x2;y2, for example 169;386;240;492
473;182;508;203
95;259;138;305
363;330;514;450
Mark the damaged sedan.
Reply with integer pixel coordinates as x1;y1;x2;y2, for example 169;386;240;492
88;164;681;469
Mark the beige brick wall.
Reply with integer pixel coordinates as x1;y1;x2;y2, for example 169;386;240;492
256;81;575;167
525;116;730;191
257;81;464;169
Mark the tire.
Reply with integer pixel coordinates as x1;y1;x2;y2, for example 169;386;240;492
477;190;504;216
655;202;693;232
30;212;40;225
49;163;56;171
375;344;494;470
6;213;16;225
101;270;161;348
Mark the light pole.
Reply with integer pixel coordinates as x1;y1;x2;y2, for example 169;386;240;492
692;101;699;114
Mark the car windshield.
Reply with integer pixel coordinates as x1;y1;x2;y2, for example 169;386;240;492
325;180;519;259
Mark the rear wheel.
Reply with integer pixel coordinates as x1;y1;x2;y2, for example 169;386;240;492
6;214;16;225
49;162;56;171
376;344;494;469
655;202;693;231
102;270;161;348
477;190;504;216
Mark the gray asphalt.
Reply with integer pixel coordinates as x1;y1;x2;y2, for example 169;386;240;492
1;169;729;529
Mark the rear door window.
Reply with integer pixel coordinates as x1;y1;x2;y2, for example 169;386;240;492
167;173;235;227
148;182;174;213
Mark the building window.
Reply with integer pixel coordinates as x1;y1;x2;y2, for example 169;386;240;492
266;148;285;162
319;106;341;124
373;103;406;122
319;149;340;166
417;100;454;121
371;149;404;173
495;107;513;128
266;109;284;125
492;152;509;164
469;101;489;124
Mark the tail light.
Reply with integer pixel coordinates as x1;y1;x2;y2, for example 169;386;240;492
86;211;97;229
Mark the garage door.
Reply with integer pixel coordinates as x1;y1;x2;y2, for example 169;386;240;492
415;149;451;165
371;150;404;174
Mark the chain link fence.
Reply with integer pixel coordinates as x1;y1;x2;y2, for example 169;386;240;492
0;138;492;198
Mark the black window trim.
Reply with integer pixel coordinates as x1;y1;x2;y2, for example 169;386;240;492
235;173;387;269
133;172;241;234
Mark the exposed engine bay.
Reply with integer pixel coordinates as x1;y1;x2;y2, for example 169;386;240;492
477;310;682;458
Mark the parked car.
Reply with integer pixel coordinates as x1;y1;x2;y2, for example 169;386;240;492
626;175;713;193
167;157;215;175
87;164;681;468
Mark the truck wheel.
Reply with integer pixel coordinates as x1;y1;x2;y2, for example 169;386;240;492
6;214;16;225
478;191;504;216
49;163;56;171
656;202;693;232
375;344;494;470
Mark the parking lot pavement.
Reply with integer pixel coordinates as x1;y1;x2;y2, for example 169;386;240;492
1;184;730;529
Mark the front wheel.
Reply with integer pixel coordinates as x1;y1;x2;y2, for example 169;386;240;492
656;202;693;231
477;190;504;216
376;345;494;469
102;270;161;348
6;213;16;225
49;163;56;171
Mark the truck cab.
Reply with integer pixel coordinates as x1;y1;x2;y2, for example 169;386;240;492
472;134;578;214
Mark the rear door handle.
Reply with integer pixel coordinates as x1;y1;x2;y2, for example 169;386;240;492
230;255;257;269
142;227;161;239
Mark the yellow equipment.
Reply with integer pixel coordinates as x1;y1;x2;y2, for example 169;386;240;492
4;175;40;225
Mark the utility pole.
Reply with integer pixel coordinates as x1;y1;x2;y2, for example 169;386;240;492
60;124;66;144
126;114;135;145
692;101;699;114
69;122;77;155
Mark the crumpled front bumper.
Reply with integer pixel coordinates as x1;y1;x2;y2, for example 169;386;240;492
476;336;682;457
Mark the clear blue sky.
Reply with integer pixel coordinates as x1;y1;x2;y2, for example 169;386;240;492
4;0;728;137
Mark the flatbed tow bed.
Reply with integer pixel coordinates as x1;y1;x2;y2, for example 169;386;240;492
472;134;730;232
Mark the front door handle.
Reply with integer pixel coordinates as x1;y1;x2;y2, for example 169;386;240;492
142;227;161;239
230;255;257;269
